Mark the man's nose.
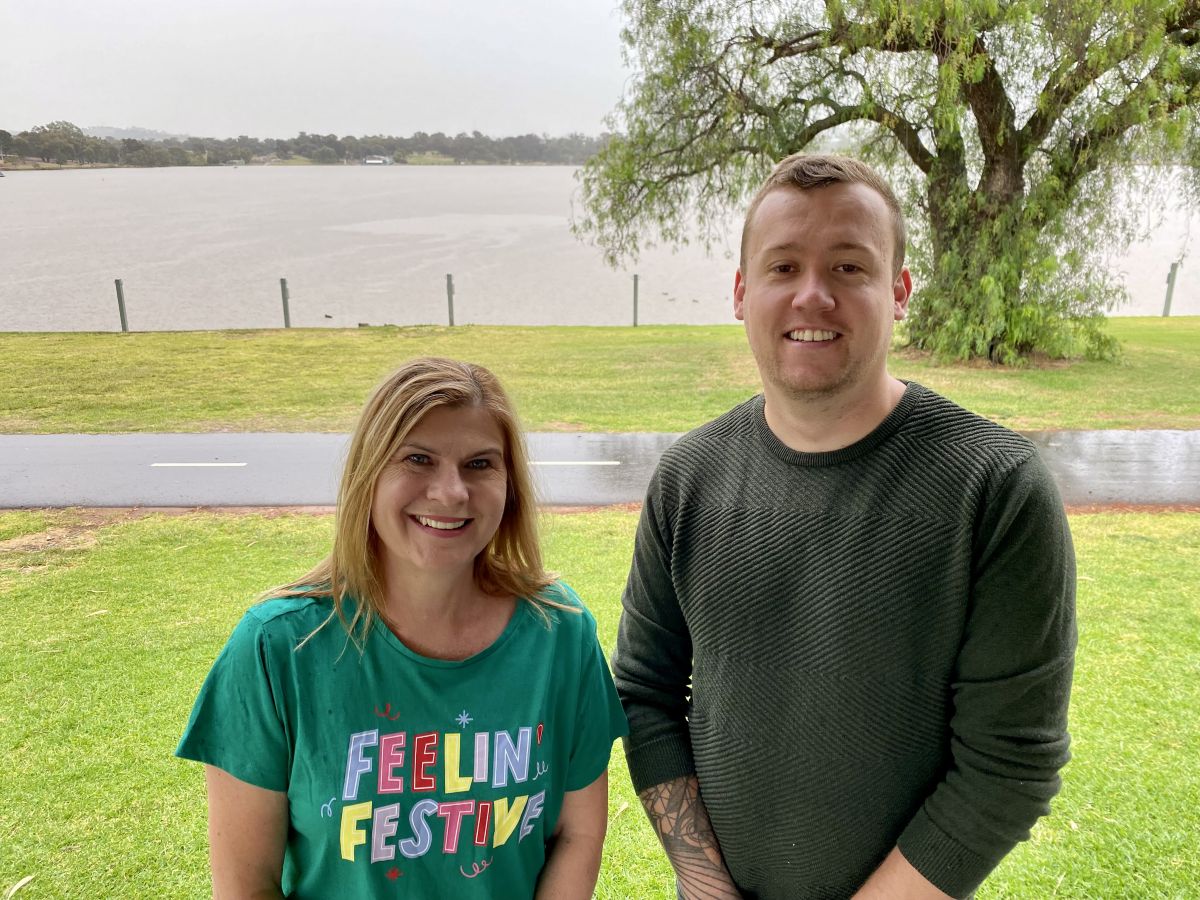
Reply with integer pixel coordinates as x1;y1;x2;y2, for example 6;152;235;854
790;272;835;311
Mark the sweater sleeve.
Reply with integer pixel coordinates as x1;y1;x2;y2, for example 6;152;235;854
611;466;698;793
897;450;1077;898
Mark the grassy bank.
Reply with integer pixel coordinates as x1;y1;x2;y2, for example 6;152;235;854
1;508;1197;898
1;318;1196;433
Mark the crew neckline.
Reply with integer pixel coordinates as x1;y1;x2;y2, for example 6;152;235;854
752;381;924;467
373;597;532;669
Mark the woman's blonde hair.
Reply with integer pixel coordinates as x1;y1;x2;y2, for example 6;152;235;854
263;357;565;648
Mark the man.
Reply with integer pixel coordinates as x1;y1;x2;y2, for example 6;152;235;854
612;154;1076;899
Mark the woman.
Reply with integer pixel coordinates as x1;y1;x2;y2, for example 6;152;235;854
177;357;627;898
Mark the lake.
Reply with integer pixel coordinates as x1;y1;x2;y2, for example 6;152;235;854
0;165;1195;332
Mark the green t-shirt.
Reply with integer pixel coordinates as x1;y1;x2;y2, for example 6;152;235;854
177;582;627;898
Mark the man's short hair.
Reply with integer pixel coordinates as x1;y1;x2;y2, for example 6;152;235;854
739;153;907;275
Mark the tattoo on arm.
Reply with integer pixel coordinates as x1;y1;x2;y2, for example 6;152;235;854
639;776;741;899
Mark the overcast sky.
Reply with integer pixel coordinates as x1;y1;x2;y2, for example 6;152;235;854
2;0;632;139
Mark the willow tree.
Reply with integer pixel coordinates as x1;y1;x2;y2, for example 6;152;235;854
578;0;1200;362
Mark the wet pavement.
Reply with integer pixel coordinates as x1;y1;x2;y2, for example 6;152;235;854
1024;430;1200;506
0;430;1197;508
0;432;681;508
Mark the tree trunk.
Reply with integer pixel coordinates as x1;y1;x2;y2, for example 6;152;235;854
908;177;1030;363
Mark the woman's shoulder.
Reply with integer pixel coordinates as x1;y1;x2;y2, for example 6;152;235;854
237;593;336;638
526;580;598;636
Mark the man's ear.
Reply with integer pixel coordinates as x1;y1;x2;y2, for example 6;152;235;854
893;268;912;321
733;268;746;321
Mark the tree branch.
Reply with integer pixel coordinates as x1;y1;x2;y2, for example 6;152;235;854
742;25;828;62
1021;1;1200;161
1030;56;1200;231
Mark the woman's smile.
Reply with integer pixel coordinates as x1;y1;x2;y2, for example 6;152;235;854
410;514;472;533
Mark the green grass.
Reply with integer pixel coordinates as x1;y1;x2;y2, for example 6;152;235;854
0;510;52;542
401;152;456;165
1;509;1197;898
1;318;1196;434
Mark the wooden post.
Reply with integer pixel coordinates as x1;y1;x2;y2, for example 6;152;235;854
633;273;639;327
1163;261;1180;317
115;279;129;332
446;274;455;326
280;278;292;328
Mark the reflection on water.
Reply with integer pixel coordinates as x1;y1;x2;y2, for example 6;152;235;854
0;165;1195;333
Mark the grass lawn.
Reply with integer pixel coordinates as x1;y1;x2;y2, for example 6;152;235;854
401;152;456;165
1;508;1197;898
1;317;1196;434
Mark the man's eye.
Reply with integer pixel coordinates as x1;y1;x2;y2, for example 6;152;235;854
771;263;795;273
836;264;862;273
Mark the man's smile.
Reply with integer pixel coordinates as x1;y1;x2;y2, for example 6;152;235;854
786;328;840;343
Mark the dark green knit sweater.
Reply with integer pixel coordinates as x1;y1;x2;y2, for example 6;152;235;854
612;383;1076;899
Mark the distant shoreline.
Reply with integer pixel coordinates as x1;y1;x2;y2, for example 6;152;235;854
0;158;576;171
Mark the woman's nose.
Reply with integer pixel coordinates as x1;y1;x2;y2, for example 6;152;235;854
428;465;469;504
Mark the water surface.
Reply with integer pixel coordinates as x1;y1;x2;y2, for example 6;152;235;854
1;165;1194;332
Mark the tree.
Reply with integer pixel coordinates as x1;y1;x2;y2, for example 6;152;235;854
578;1;1200;362
32;121;85;140
45;138;74;165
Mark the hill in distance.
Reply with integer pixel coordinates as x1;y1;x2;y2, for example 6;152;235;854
84;125;192;142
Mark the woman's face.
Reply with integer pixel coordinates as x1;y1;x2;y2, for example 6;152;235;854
370;404;509;585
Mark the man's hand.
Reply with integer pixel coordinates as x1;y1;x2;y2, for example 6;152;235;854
853;847;955;899
639;775;742;899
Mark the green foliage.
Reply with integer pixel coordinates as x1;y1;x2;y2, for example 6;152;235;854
579;0;1200;362
311;146;340;164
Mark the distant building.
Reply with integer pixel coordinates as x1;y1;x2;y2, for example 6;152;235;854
362;155;392;166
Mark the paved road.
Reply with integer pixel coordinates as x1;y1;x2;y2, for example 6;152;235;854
1;431;1197;508
0;433;681;508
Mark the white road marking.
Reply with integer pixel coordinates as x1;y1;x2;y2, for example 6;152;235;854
151;462;248;467
531;460;620;466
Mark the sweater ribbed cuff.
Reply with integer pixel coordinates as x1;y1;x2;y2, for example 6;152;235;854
897;807;1004;899
623;733;696;794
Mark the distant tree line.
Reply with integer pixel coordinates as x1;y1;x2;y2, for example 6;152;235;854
0;121;610;167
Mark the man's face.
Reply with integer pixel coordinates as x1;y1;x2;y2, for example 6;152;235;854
733;183;911;403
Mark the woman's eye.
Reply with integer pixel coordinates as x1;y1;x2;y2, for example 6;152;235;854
405;454;430;465
465;458;492;470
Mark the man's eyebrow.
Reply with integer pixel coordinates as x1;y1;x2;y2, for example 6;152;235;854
758;240;879;256
759;241;803;254
828;240;878;255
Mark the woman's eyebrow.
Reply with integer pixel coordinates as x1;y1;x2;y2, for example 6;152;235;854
396;443;503;457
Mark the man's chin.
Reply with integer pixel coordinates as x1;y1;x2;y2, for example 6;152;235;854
771;369;854;400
